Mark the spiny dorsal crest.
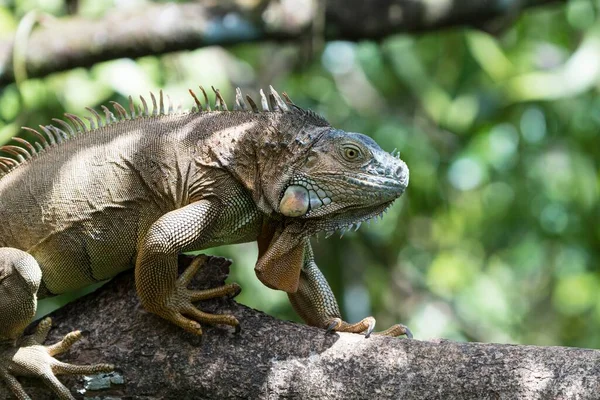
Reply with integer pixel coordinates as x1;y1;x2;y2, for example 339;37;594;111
0;86;329;177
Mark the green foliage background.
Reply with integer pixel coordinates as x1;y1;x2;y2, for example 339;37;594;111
0;0;599;347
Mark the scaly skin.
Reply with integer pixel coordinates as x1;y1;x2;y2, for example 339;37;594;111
0;87;409;399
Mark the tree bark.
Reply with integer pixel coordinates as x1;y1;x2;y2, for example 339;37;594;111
1;256;599;399
0;0;564;86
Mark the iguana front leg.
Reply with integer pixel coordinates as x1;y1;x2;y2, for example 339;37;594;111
288;242;413;338
135;200;241;336
254;225;410;337
0;248;113;400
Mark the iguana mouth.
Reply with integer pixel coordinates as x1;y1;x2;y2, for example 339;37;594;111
279;174;404;218
321;201;394;238
284;200;393;238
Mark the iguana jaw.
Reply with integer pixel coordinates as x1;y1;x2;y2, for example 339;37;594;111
279;166;408;233
298;200;396;237
278;167;405;235
275;129;409;236
279;171;407;217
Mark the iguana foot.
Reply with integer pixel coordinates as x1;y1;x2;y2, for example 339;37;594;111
0;317;114;400
325;317;413;338
154;255;241;336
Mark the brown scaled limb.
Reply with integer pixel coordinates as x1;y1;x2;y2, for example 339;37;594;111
0;317;113;400
289;249;413;339
377;323;413;338
326;317;413;339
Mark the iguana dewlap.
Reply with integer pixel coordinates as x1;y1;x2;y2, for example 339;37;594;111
0;87;410;399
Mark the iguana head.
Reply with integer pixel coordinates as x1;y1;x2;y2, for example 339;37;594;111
242;88;408;235
206;87;408;235
274;128;409;234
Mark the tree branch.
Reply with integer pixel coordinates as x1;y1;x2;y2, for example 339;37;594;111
0;0;564;86
1;256;598;399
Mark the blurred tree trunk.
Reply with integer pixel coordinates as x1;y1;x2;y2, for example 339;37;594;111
1;256;598;399
0;0;564;86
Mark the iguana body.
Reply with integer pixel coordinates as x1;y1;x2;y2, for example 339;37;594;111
0;87;410;399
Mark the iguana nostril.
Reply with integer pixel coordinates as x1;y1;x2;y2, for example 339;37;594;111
395;165;403;177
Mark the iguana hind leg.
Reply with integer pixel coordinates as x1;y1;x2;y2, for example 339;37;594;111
288;243;412;338
2;318;114;400
0;248;113;400
136;201;241;336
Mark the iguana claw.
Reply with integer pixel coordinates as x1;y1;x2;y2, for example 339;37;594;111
0;317;114;400
324;316;412;338
364;319;376;338
378;323;413;339
147;255;241;336
325;318;341;334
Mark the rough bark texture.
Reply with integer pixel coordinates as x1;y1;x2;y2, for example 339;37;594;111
0;0;564;86
1;255;599;399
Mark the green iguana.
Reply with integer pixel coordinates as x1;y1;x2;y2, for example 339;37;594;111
0;86;410;399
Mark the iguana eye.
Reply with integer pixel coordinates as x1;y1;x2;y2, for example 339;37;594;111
342;144;362;161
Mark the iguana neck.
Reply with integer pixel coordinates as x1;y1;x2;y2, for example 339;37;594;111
197;111;328;216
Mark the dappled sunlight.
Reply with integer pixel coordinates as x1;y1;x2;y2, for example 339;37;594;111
508;27;600;101
322;41;387;114
421;0;453;25
264;331;410;394
448;157;485;191
514;359;553;395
